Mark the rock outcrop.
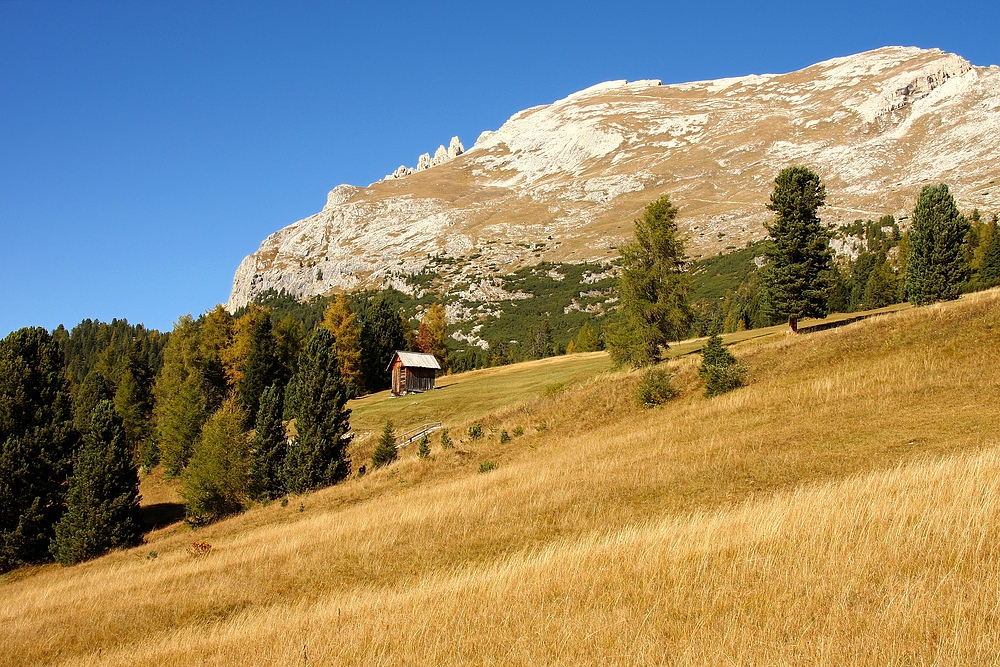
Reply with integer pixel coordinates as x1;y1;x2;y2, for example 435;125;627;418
229;47;1000;311
384;136;465;180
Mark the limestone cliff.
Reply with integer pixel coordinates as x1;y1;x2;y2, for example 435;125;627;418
229;47;1000;310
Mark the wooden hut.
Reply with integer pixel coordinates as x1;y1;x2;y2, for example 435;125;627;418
387;351;442;397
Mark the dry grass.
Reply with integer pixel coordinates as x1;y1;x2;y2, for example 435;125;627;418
2;289;999;666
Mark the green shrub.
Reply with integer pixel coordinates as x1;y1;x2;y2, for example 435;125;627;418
371;420;398;468
417;434;431;459
512;426;524;438
698;335;746;397
635;367;676;408
440;428;453;449
468;423;484;440
499;430;511;444
478;460;497;474
702;362;747;397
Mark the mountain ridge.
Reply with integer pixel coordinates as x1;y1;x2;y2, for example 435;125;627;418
228;46;1000;310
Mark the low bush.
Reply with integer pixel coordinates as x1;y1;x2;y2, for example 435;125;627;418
440;428;453;448
635;367;676;408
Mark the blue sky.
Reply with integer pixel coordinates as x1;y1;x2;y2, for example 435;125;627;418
2;0;998;337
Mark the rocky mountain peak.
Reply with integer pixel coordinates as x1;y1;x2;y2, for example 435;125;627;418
229;47;1000;312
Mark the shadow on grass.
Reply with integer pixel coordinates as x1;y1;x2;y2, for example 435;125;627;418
141;502;185;530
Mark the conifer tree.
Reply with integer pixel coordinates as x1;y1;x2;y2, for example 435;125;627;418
356;295;408;392
248;384;287;501
762;167;833;332
50;401;143;566
114;341;155;466
153;316;208;475
904;184;970;305
699;335;735;371
371;420;398;469
608;194;691;366
574;321;601;352
182;399;250;525
698;334;745;397
321;295;365;397
416;434;431;460
274;315;305;381
0;327;79;571
72;370;114;436
282;329;352;493
415;303;448;366
158;373;207;475
862;262;898;310
977;220;1000;286
238;315;282;428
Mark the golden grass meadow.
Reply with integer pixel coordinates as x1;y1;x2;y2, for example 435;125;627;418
2;289;999;665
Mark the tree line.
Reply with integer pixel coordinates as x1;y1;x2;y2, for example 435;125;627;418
0;293;453;570
607;168;999;366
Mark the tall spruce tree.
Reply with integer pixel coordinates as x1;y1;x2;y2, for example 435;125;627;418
762;166;833;332
50;401;143;566
238;315;282;428
283;329;352;493
904;184;970;305
0;327;79;571
248;384;287;501
356;295;408;392
607;194;691;366
981;227;1000;286
114;340;155;467
72;370;114;436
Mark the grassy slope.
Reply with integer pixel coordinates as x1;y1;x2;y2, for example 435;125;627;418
2;290;999;666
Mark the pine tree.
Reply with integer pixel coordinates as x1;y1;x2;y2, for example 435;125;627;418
248;384;287;501
0;327;79;572
72;370;114;436
356;295;408;392
282;329;352;493
698;334;745;397
158;372;207;476
182;399;250;525
904;184;971;305
574;321;601;352
416;434;431;460
114;341;155;467
862;262;898;310
699;335;736;372
274;316;305;381
529;319;554;359
50;401;143;566
321;295;365;397
371;420;398;469
238;315;281;428
978;222;1000;286
762;167;833;332
608;194;691;366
